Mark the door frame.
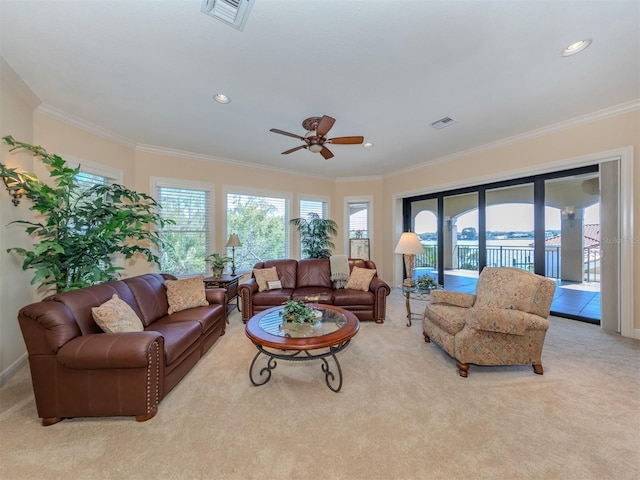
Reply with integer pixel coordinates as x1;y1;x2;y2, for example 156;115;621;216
392;146;635;339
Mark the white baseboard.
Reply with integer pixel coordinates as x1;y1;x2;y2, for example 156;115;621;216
0;353;27;388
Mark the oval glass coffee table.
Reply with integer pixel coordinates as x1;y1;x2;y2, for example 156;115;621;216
245;304;359;392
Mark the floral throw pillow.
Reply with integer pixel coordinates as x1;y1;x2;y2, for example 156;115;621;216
345;266;376;292
92;294;144;333
165;275;208;314
253;267;280;292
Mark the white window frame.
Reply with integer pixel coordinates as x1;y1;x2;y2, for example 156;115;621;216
223;185;292;269
297;194;331;258
152;177;215;276
344;196;373;257
62;155;123;184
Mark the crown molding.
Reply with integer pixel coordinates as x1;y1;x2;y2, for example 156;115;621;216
335;175;383;183
135;143;335;182
385;98;640;179
0;57;41;110
35;104;136;149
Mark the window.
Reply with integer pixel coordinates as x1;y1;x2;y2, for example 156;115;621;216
347;200;370;238
75;171;113;189
226;190;290;272
300;199;327;219
155;181;212;276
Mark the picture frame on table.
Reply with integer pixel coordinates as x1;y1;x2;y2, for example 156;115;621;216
349;238;370;260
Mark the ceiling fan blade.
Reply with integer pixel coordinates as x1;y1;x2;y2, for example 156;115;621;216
281;145;306;155
327;136;364;145
270;128;305;141
316;116;336;137
320;146;334;160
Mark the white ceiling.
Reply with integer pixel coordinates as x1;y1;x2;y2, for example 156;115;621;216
1;0;639;179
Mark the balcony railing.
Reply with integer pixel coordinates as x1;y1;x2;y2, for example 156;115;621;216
414;244;600;282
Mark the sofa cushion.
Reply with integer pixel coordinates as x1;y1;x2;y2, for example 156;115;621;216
423;303;467;336
260;259;299;289
332;289;374;306
253;290;294;306
123;273;170;326
297;259;332;288
91;294;144;334
292;287;334;304
165;276;208;314
253;267;280;292
475;267;543;313
146;320;201;365
345;266;376;291
47;280;139;335
156;303;225;336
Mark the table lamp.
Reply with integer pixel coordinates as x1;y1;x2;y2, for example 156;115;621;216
394;232;424;287
225;233;242;275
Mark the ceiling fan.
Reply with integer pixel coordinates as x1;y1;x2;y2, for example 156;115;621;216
269;115;364;160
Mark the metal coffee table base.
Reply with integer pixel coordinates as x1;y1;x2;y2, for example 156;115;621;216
249;341;351;392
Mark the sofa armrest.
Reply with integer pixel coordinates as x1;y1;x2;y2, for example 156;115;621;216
57;331;163;370
205;287;226;306
369;276;390;295
430;290;476;308
238;279;259;322
466;307;549;336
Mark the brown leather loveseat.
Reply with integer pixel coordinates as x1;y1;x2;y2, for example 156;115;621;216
239;258;390;323
17;273;227;425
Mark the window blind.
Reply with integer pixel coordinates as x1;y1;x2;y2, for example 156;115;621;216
157;186;211;275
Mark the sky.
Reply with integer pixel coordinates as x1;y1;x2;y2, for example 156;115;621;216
414;203;600;233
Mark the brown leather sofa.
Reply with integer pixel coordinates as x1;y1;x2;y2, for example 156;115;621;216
239;258;390;323
17;273;227;426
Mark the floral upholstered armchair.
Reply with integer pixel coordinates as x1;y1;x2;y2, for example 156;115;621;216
422;267;556;377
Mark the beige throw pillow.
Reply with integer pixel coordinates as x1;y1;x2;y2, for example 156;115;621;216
253;267;280;292
345;266;376;291
92;294;144;333
165;275;208;314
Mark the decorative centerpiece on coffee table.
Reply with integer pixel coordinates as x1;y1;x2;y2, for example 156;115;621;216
279;299;319;329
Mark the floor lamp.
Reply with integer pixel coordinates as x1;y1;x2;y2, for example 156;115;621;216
225;233;242;275
394;232;424;287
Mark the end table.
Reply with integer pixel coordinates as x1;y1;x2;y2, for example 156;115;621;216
203;273;242;318
399;285;433;327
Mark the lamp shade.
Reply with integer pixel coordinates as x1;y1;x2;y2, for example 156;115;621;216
394;232;424;254
225;233;242;248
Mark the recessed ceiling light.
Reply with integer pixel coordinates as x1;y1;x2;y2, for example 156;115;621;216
562;39;592;57
363;142;373;148
213;93;230;104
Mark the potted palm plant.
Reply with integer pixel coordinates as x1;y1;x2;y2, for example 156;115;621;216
290;212;338;259
0;136;172;293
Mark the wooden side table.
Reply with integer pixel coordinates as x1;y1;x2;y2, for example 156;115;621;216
203;274;242;317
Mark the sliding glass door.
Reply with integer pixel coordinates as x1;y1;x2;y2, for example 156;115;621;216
403;165;602;324
544;172;601;322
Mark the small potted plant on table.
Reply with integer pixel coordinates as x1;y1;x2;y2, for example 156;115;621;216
206;253;232;278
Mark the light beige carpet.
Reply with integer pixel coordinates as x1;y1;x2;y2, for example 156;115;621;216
1;290;639;480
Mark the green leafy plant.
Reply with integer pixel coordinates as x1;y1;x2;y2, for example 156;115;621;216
290;212;338;259
416;274;442;291
205;252;232;276
0;136;172;293
279;299;318;328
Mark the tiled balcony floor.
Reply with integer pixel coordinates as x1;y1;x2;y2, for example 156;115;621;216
413;268;600;323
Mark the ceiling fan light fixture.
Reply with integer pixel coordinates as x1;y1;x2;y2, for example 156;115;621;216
308;144;323;153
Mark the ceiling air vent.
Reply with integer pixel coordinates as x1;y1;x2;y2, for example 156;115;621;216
430;117;457;129
201;0;254;31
